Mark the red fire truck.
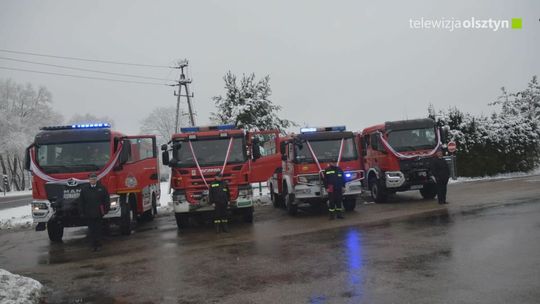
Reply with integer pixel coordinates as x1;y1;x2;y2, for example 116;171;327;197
24;123;160;241
268;126;364;215
161;125;280;229
359;118;452;203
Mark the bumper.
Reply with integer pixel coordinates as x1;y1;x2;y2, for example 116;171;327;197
294;179;363;200
31;195;121;223
172;195;254;214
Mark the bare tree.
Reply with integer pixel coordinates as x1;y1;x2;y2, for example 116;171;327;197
140;106;185;144
0;78;62;191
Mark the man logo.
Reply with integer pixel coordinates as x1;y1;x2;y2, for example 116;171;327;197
67;178;78;187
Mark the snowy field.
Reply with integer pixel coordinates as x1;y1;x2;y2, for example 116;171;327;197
0;269;43;304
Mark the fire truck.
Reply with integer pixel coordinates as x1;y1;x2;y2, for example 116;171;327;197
161;125;280;229
24;123;160;241
359;118;452;203
268;126;364;215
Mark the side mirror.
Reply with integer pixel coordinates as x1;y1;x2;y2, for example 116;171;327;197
279;142;287;161
162;151;170;166
119;141;131;165
252;139;261;161
161;144;168;151
24;146;31;171
441;126;450;142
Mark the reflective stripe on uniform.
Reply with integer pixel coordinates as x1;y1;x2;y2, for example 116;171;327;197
328;208;335;212
325;170;335;175
214;220;221;223
211;183;220;188
222;219;228;223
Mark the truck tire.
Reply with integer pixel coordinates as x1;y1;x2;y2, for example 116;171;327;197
120;202;133;235
144;195;157;221
343;198;357;212
243;206;254;223
370;177;387;203
420;184;437;199
47;220;63;242
175;213;189;229
283;184;297;216
270;185;283;208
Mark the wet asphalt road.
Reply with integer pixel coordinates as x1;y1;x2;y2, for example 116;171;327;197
0;194;32;210
1;176;540;303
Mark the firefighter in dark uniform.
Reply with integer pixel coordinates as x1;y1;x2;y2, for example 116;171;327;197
209;172;230;233
430;151;450;205
79;172;110;251
323;163;346;220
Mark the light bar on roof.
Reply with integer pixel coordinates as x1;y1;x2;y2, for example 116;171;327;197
40;123;111;130
180;124;236;133
300;126;346;133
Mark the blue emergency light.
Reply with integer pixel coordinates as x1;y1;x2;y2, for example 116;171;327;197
40;123;111;130
180;124;236;133
300;126;346;133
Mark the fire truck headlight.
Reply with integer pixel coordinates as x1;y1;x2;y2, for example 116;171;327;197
298;176;308;183
109;195;120;210
31;200;50;217
238;188;253;197
344;172;358;181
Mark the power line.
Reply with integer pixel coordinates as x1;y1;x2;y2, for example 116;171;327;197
0;66;169;86
0;56;172;81
0;49;171;68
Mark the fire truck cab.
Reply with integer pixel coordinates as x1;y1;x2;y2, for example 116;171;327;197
25;123;161;241
360;118;452;203
268;126;364;215
162;125;280;229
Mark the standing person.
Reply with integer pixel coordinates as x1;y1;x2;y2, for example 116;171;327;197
430;151;450;205
79;172;110;251
209;172;230;233
323;163;346;220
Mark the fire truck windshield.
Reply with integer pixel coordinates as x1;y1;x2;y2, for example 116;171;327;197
296;137;357;163
174;137;246;167
36;141;111;173
387;127;437;152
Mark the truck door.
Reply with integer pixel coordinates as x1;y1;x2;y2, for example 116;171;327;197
116;135;159;213
248;130;281;183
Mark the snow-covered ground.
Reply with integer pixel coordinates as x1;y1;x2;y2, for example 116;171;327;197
0;205;32;230
450;168;540;184
0;269;43;304
0;189;32;198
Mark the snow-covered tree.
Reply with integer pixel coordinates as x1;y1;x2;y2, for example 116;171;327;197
0;78;62;191
211;72;294;132
431;76;540;176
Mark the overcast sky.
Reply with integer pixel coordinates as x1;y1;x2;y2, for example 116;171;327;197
1;0;539;134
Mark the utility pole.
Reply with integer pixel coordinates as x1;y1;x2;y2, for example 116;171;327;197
172;59;195;132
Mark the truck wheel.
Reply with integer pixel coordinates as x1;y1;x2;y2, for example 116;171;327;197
175;213;189;229
144;195;157;221
343;198;357;211
283;184;297;216
243;207;254;223
47;220;64;242
270;185;283;208
120;202;133;235
420;184;437;199
370;177;387;203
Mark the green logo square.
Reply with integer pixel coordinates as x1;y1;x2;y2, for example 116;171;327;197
511;18;522;29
